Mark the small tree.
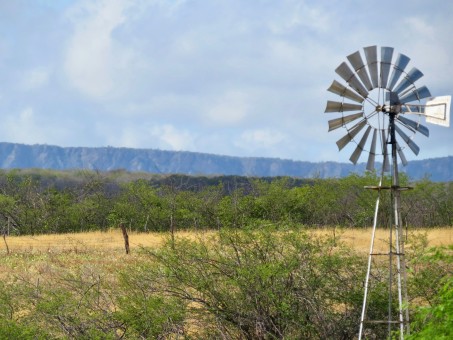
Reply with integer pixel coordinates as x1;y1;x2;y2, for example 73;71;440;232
148;224;366;339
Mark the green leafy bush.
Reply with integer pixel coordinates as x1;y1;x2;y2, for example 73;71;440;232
407;245;453;339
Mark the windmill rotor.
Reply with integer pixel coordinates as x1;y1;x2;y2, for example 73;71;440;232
324;45;437;170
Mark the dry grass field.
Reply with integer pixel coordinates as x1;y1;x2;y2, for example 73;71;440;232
1;227;450;307
0;227;451;338
325;227;453;253
2;227;452;255
0;227;450;284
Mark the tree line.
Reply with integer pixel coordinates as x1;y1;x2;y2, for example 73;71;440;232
0;169;452;235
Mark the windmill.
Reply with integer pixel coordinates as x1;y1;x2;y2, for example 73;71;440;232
324;45;450;339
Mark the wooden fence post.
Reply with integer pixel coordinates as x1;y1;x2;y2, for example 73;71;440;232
120;222;130;254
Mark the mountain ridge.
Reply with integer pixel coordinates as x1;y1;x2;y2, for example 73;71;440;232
0;142;451;181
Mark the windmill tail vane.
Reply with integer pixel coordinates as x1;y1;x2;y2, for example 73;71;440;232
323;45;451;339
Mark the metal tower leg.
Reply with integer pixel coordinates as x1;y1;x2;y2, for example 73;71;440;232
390;112;410;339
359;114;411;339
358;179;383;339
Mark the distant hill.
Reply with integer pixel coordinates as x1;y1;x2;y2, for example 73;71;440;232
0;142;451;181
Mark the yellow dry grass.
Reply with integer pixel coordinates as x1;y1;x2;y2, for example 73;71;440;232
0;226;449;340
313;227;453;255
0;230;217;283
1;227;451;255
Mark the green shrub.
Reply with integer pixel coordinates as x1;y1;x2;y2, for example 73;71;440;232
149;225;367;339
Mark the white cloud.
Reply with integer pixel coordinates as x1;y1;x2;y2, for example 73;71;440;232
268;1;331;34
63;0;136;98
204;91;251;126
395;16;453;90
151;124;196;150
19;107;34;124
236;128;288;154
0;106;82;146
154;0;188;14
1;107;68;145
20;68;50;90
6;107;37;143
103;123;196;151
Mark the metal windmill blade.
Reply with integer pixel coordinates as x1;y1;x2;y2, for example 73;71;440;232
325;101;362;113
336;119;367;151
350;126;372;164
381;129;390;172
399;85;431;103
380;47;394;89
396;142;408;166
366;129;377;171
397;115;429;137
347;50;373;90
395;124;420;155
401;105;425;114
393;67;424;94
364;45;379;88
327;80;365;103
328;112;363;131
335;62;369;98
388;53;410;91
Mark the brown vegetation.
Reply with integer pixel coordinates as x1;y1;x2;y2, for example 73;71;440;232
2;227;451;254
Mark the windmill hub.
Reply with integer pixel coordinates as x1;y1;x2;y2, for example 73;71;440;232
391;104;402;114
378;103;402;114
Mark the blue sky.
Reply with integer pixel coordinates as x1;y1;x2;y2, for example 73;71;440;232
0;0;452;164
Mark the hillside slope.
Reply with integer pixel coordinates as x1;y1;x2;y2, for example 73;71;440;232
0;142;450;181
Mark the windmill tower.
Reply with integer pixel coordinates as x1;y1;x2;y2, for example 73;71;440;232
324;45;450;339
